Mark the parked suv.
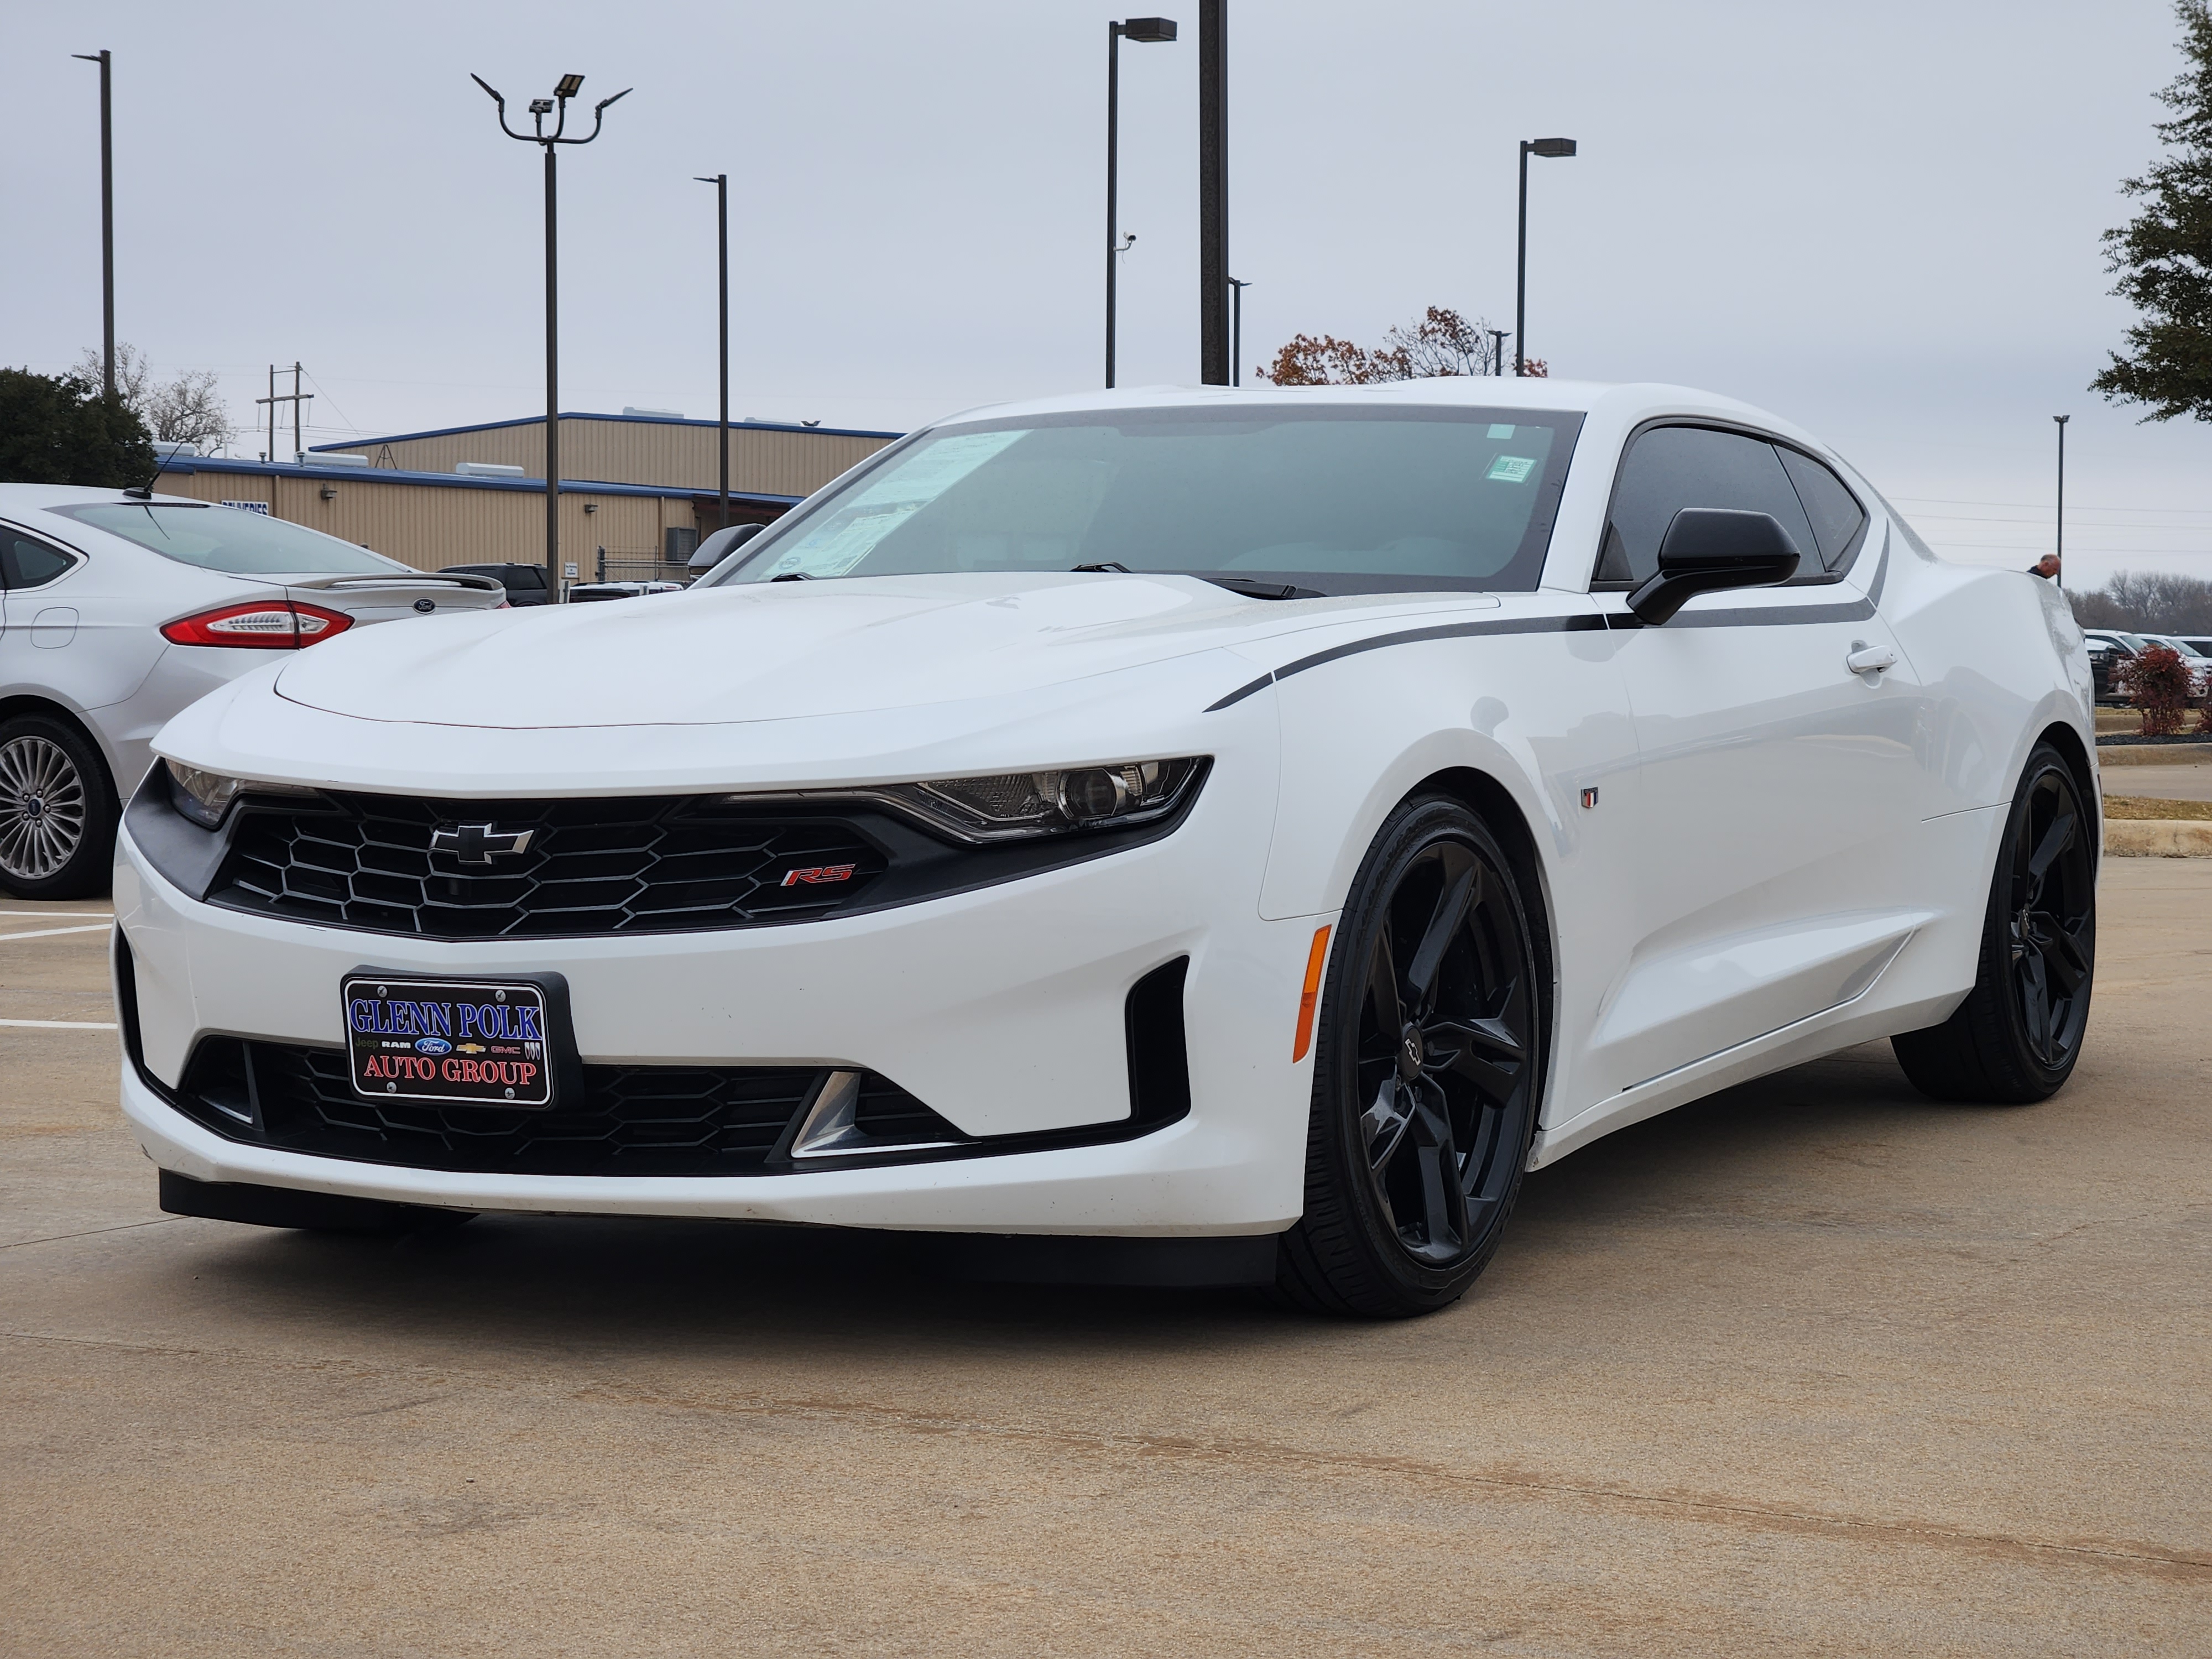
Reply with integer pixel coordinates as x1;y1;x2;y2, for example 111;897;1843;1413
443;562;555;607
0;486;502;898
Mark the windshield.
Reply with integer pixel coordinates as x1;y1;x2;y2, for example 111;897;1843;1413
53;502;405;576
703;405;1583;596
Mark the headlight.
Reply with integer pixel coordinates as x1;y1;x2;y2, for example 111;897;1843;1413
164;761;317;830
896;758;1207;842
721;757;1211;845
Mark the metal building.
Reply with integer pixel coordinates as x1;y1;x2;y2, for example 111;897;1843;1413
149;410;899;588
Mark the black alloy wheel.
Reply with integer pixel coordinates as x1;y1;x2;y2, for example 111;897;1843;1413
0;715;116;901
1279;797;1542;1318
1893;743;2096;1103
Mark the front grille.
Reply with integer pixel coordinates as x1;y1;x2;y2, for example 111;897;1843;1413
208;792;888;939
174;1038;967;1177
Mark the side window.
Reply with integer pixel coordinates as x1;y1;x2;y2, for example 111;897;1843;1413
3;535;78;591
1595;426;1820;587
1776;448;1867;571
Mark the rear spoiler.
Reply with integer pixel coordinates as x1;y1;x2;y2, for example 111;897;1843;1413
287;572;504;594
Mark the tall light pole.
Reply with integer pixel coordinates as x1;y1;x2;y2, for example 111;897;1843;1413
71;49;114;401
2053;415;2069;587
1228;277;1250;385
473;71;631;592
1107;18;1177;389
1197;1;1230;385
696;172;730;534
1515;137;1576;375
1488;327;1507;377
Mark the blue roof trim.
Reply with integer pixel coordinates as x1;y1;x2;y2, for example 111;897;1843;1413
158;455;801;504
308;410;901;451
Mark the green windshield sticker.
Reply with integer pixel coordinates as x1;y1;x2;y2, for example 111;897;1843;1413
762;429;1027;578
1486;455;1536;483
1486;424;1516;439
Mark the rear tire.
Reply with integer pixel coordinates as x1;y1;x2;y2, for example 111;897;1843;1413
1277;797;1542;1318
0;714;116;900
1892;742;2095;1104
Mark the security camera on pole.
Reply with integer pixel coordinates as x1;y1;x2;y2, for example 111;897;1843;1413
471;71;632;597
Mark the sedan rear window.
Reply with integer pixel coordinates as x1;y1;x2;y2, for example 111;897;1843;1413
707;405;1585;596
51;502;401;576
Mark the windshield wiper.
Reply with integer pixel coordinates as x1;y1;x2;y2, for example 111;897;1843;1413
1197;574;1325;601
769;571;813;582
1071;561;1130;573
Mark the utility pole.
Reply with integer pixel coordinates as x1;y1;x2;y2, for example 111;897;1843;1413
1488;327;1508;377
696;172;730;532
1197;0;1229;385
2053;414;2069;587
72;49;114;400
255;364;311;462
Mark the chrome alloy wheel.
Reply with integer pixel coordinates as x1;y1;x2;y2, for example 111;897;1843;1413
2007;764;2094;1069
1353;836;1535;1266
0;735;89;882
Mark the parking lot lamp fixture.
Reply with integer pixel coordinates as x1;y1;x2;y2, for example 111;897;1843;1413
1107;17;1178;388
1516;137;1576;375
1488;326;1508;377
1228;276;1250;386
696;172;730;533
2053;414;2069;587
472;70;632;591
71;50;114;400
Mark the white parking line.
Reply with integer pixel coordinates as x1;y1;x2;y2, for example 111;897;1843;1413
0;925;112;943
0;1018;118;1031
0;911;115;921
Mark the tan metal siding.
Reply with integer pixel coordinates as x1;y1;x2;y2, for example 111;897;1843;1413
334;418;890;497
155;469;686;573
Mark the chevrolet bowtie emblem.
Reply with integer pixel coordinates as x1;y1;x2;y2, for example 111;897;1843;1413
430;823;535;864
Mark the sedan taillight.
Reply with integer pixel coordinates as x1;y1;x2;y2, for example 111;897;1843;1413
160;600;356;649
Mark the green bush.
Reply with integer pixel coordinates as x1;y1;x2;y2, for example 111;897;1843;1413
0;367;155;487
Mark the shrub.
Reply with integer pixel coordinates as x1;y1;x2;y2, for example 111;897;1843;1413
2201;676;2212;736
2115;643;2193;737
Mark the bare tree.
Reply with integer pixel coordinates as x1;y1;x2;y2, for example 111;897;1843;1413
2069;570;2212;633
73;343;235;453
1261;307;1522;385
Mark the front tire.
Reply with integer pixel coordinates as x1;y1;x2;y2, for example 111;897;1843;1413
1277;797;1542;1318
0;714;116;900
1892;743;2095;1103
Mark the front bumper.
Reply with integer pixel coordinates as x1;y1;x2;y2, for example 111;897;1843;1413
113;755;1322;1236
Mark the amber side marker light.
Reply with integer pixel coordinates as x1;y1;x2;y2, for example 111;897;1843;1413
1291;924;1332;1062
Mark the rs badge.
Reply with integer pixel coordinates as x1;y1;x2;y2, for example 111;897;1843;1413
781;863;857;888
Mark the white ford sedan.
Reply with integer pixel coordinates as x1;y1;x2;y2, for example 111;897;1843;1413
114;381;2099;1317
0;486;502;898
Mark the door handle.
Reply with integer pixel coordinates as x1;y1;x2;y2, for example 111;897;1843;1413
1845;642;1897;675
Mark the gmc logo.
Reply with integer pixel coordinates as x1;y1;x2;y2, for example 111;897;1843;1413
780;863;857;888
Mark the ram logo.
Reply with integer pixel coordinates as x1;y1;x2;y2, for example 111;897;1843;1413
780;863;858;888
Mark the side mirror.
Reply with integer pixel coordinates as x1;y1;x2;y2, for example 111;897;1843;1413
689;521;765;575
1627;508;1800;625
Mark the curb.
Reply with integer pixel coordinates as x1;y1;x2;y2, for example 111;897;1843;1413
2103;820;2212;858
2098;745;2211;768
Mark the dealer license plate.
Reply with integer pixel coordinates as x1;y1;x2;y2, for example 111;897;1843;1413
343;974;555;1107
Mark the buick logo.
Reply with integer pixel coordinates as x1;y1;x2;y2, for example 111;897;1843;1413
430;823;535;864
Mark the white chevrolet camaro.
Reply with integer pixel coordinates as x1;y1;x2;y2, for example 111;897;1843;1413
114;380;2100;1317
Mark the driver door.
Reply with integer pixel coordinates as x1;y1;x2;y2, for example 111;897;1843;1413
1584;424;1928;1094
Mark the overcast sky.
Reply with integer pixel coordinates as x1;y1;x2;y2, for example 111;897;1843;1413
7;1;2209;589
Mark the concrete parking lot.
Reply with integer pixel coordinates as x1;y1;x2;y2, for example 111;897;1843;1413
2;868;2206;1657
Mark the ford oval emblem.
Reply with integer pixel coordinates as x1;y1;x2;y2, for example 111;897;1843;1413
413;597;436;613
415;1036;453;1055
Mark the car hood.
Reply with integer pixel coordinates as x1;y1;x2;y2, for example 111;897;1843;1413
273;572;1495;729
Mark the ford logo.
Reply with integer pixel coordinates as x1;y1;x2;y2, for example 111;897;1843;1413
414;1036;453;1056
